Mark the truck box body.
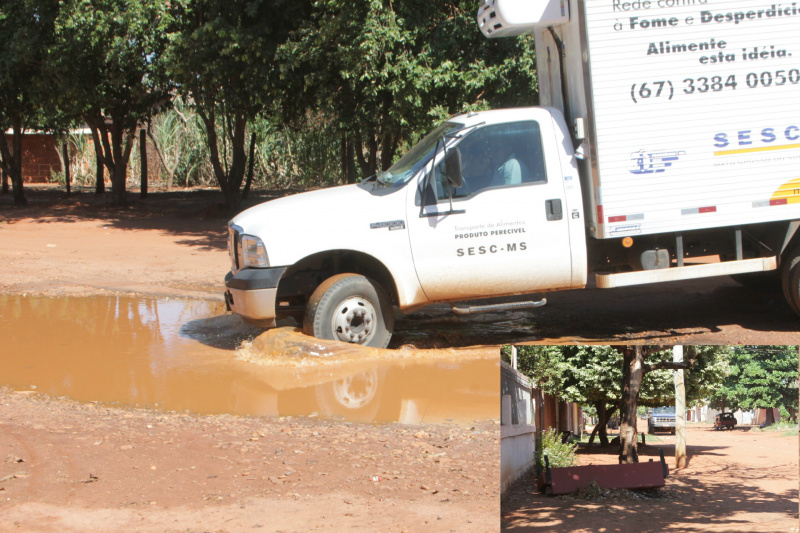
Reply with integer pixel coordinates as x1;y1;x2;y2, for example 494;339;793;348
534;0;800;239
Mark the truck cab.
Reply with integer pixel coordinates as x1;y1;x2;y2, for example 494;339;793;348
225;107;587;347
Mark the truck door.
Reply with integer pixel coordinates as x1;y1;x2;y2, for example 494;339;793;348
406;119;575;302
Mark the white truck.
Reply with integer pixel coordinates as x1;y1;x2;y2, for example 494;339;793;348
225;0;800;347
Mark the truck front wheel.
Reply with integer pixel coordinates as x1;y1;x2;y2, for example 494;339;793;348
303;273;394;348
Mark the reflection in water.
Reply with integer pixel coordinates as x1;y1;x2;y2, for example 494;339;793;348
0;295;498;425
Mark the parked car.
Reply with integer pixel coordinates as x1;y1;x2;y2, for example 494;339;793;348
648;407;676;435
714;412;737;431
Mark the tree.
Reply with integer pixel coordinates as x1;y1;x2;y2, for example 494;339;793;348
710;345;799;425
51;0;174;205
0;0;58;206
279;0;537;181
516;345;729;463
516;345;622;447
617;345;728;464
168;0;308;211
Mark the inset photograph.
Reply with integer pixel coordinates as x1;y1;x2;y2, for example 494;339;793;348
501;345;799;533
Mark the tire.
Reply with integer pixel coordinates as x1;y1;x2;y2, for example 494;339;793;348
782;243;800;316
303;273;394;348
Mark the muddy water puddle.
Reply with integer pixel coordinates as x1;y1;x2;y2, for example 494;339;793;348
0;295;498;425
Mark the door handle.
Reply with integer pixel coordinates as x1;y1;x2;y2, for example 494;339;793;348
546;199;563;221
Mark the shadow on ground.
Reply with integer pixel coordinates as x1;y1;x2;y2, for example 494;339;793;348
0;186;302;251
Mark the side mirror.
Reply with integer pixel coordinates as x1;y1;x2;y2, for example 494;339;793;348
445;148;463;188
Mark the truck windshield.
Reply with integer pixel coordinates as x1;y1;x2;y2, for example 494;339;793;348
376;121;464;187
653;407;675;415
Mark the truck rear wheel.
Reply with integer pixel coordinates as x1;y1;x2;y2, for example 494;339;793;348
781;243;800;316
303;273;394;348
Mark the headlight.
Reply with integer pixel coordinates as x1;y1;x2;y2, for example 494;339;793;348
240;234;269;268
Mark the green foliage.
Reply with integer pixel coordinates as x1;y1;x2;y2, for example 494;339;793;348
709;346;799;421
535;427;578;471
250;114;340;189
67;132;98;187
0;0;59;205
167;0;310;208
517;345;730;411
279;0;538;179
49;169;66;186
52;0;173;117
4;0;542;202
51;0;176;203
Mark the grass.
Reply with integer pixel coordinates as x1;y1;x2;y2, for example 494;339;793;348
752;422;798;437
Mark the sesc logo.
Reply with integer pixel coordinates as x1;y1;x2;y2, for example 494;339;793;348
714;124;800;151
629;149;686;174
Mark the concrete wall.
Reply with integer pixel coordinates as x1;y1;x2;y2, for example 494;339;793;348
501;362;536;495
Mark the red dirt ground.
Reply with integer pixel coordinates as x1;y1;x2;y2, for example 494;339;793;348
503;422;799;533
0;187;499;532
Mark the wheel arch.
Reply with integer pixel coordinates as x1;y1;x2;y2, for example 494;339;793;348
276;249;400;309
779;221;800;263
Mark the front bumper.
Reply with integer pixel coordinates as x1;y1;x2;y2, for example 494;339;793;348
224;267;287;326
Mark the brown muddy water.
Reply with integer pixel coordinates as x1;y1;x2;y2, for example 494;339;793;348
0;295;498;425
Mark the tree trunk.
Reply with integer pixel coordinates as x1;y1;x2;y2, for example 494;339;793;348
619;346;645;464
587;402;616;448
242;131;256;200
346;136;356;184
764;408;776;426
107;118;134;206
88;123;105;195
200;109;248;212
341;132;358;185
88;114;134;205
140;128;148;199
354;130;379;178
380;129;399;171
1;165;8;195
62;141;71;196
0;119;28;206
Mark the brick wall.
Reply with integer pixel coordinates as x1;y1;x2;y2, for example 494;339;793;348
3;132;166;185
4;133;62;183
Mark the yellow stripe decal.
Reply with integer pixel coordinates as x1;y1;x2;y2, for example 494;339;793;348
715;143;800;156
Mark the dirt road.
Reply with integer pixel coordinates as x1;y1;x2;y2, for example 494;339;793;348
0;188;499;533
502;423;799;533
0;388;498;533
